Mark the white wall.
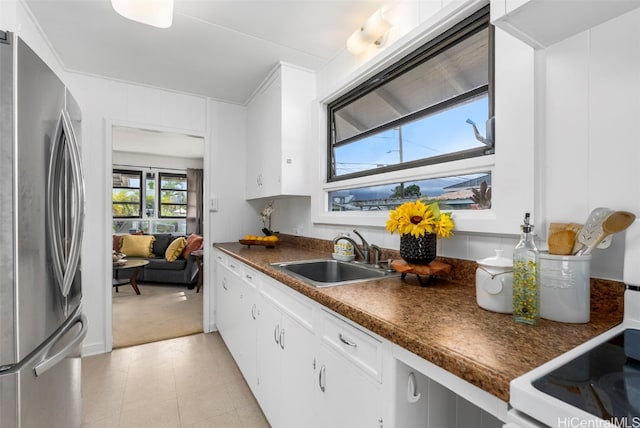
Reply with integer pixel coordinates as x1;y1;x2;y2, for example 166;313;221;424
208;99;255;243
540;8;640;280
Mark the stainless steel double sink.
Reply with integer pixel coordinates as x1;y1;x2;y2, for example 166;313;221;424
270;259;400;288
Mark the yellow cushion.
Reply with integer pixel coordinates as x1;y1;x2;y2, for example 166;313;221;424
165;237;187;262
119;235;155;258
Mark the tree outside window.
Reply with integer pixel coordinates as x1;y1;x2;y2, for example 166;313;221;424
112;170;142;218
159;173;187;218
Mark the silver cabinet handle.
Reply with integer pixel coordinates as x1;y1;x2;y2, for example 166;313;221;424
407;372;421;403
245;274;253;281
251;304;257;320
222;278;228;290
318;365;326;392
274;324;280;345
338;333;357;348
279;328;285;350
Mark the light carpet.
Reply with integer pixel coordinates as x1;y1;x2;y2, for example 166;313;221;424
112;283;203;349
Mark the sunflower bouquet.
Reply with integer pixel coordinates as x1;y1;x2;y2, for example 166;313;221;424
385;200;454;239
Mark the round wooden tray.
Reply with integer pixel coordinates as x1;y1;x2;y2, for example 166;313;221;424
391;259;452;287
239;239;279;248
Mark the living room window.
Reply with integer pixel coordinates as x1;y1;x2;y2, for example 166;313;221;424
112;170;142;218
159;173;187;218
325;6;493;212
112;169;188;234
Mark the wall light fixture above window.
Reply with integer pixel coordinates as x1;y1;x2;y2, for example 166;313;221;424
111;0;174;29
346;9;391;55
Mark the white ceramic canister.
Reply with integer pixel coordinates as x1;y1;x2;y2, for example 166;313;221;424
539;252;591;323
476;250;514;313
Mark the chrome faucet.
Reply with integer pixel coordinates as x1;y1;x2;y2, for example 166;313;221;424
352;229;370;263
370;244;382;268
332;235;365;261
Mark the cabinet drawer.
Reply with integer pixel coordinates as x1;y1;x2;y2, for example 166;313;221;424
226;257;242;277
261;276;313;332
321;310;383;382
241;265;259;289
213;250;226;266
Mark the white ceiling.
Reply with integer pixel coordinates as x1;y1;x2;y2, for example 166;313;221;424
112;126;204;158
26;0;384;105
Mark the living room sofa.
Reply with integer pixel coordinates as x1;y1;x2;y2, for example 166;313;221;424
113;233;203;287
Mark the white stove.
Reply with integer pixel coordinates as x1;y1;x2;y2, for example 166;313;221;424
508;221;640;428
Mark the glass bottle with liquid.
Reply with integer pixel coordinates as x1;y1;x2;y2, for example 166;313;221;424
512;213;539;325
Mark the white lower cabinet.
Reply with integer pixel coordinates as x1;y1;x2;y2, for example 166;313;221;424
394;359;503;428
392;346;508;428
213;252;258;388
213;253;233;336
315;309;385;428
316;342;384;428
234;265;259;388
213;252;508;428
255;290;316;428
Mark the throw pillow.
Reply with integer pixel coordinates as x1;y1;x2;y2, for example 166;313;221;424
152;234;173;257
112;234;122;252
182;234;204;259
166;237;187;262
119;235;155;258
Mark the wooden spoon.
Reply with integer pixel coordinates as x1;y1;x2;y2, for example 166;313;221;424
578;211;636;256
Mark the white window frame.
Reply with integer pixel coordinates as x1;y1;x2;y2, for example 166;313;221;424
311;0;536;235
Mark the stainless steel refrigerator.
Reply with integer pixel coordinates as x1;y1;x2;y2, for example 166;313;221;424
0;31;87;428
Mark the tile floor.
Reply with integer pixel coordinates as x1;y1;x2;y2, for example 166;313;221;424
81;333;270;428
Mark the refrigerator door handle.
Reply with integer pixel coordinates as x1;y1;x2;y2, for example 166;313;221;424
34;312;87;377
47;109;85;298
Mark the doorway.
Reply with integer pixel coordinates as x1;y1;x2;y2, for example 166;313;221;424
109;125;206;348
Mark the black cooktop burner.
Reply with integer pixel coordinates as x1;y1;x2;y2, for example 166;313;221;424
533;329;640;426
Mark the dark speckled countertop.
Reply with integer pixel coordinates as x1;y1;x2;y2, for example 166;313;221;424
214;235;624;402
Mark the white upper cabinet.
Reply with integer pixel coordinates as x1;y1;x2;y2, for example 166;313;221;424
491;0;640;49
246;62;316;200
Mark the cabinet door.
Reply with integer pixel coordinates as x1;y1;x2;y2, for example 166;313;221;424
256;295;317;428
219;266;244;358
316;343;383;428
215;261;258;389
256;79;281;198
234;276;258;389
279;312;316;428
214;262;235;339
246;73;281;199
255;296;282;425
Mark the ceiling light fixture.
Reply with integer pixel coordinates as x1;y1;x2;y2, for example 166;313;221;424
346;9;391;56
111;0;174;29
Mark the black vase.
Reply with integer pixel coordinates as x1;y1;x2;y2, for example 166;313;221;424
400;234;437;265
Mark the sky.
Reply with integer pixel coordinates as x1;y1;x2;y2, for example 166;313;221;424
334;96;489;176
